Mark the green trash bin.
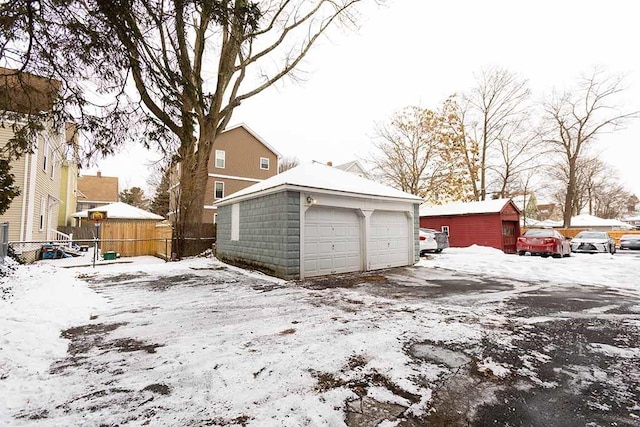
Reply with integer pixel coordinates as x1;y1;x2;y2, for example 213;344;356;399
103;251;117;260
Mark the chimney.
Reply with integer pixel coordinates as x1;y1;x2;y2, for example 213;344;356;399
96;171;102;178
326;161;333;167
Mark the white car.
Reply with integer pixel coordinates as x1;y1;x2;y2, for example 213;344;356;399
419;229;438;255
570;231;616;254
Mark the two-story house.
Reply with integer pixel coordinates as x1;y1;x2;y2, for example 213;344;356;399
0;68;69;242
171;123;280;223
76;171;119;212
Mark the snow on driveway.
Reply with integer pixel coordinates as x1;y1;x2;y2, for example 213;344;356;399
1;247;639;426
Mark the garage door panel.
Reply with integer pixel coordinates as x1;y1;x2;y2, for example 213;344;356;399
304;207;362;278
369;210;411;270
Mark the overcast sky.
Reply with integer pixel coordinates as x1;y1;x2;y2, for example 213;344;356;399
86;0;640;199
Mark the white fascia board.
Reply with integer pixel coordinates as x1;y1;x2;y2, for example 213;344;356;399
207;173;263;183
215;184;422;208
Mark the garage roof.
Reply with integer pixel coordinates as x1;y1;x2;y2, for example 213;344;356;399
420;198;517;217
72;202;164;220
216;162;423;205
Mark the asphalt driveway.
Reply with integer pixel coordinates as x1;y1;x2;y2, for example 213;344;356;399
8;259;640;426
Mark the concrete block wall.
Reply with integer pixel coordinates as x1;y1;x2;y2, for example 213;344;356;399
216;191;300;279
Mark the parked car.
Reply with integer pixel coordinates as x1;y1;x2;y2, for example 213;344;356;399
419;229;438;255
619;234;640;250
420;228;449;253
570;231;616;254
516;228;571;258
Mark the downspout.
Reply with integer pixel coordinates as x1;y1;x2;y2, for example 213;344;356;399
19;153;30;240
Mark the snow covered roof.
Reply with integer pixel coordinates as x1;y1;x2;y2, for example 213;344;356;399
419;198;517;217
333;160;369;176
216;162;423;205
72;202;164;220
569;214;632;229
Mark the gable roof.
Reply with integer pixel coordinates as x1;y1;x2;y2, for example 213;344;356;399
334;160;370;177
72;201;163;220
0;67;61;114
77;173;119;203
420;198;519;217
216;161;422;206
223;123;281;158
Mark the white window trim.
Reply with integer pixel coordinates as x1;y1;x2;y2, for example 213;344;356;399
39;197;46;231
214;181;225;199
260;157;270;170
231;203;240;241
42;137;49;172
215;150;226;169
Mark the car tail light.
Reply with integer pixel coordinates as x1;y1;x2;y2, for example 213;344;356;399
419;235;426;241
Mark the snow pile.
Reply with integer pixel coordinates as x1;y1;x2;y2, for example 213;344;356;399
0;264;107;421
419;246;640;293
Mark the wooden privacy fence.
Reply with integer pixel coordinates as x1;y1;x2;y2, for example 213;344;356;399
98;220;173;258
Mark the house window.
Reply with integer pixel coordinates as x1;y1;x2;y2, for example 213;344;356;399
441;225;450;236
231;203;239;241
260;157;270;170
39;197;46;231
42;137;49;172
214;181;224;199
50;149;55;179
215;150;225;168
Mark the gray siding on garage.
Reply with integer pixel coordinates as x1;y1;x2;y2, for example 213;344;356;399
414;203;420;263
216;191;300;280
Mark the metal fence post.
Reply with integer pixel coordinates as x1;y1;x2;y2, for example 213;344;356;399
165;238;168;262
93;237;97;268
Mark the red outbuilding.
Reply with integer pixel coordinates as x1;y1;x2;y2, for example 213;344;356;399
419;198;521;253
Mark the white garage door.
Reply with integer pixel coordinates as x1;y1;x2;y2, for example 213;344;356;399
369;210;411;270
304;207;362;277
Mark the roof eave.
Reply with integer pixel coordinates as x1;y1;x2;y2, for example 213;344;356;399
216;184;422;207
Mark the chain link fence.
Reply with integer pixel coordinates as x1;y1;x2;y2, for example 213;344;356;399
7;238;175;267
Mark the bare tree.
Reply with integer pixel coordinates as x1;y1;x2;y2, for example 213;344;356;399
278;156;300;173
463;67;532;200
370;102;474;202
1;0;379;256
543;68;639;226
370;106;442;198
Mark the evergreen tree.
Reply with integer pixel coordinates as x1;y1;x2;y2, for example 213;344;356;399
0;159;20;215
119;187;149;210
150;168;170;219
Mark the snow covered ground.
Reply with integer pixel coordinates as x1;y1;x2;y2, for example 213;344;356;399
1;247;638;426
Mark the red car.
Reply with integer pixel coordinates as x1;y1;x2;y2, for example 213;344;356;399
516;228;571;258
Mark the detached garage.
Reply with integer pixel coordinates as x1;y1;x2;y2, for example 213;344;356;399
419;198;521;253
215;162;422;279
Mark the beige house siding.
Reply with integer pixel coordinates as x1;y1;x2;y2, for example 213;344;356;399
206;126;278;180
0;127;28;241
58;161;78;226
170;124;280;224
29;127;63;241
0;124;63;241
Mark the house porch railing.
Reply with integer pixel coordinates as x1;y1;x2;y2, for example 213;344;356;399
49;229;73;247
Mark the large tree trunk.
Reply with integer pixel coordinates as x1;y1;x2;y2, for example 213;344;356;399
563;158;577;227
